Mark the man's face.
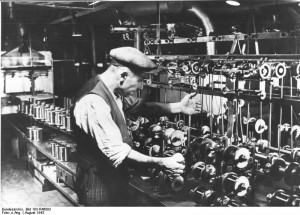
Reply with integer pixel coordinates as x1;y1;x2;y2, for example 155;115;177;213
119;69;144;97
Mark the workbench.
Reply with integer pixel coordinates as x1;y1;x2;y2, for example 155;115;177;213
2;114;271;206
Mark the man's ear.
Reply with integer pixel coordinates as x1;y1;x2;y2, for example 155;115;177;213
119;68;129;85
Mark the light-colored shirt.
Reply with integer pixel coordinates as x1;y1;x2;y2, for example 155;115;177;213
74;93;132;168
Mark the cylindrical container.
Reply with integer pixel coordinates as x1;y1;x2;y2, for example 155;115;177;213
33;101;41;120
27;126;37;140
29;104;34;116
25;102;29;115
20;100;26;114
44;104;50;122
58;146;63;161
60;111;66;130
51;142;56;157
54;144;59;158
40;102;46;121
48;109;56;125
55;107;62;127
66;115;72;132
64;146;71;161
32;127;43;141
63;97;68;109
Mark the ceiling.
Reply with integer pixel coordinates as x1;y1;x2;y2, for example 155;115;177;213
6;1;299;25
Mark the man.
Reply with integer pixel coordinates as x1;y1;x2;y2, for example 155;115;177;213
72;47;201;206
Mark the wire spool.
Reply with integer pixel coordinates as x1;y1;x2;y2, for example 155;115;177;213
222;172;250;197
66;114;72;132
151;125;163;140
270;157;287;181
255;119;268;134
157;171;184;192
24;102;29;115
223;145;250;169
33;102;41;120
181;61;191;74
214;196;241;207
190;186;216;206
19;100;26;114
191;61;201;75
168;174;185;192
26;126;38;140
44;105;49;122
170;130;185;148
259;63;272;80
271;63;286;79
201;60;214;74
267;190;300;206
149;145;161;157
51;142;56;157
284;162;300;186
60;111;67;130
54;107;62;126
167;62;178;74
191;161;205;179
32;127;43;142
191;161;216;182
158;116;169;128
255;139;270;153
176;120;185;130
163;128;175;146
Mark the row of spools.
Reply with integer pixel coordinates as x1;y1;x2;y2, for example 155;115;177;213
20;98;73;132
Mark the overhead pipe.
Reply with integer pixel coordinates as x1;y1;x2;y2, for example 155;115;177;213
189;5;215;55
121;2;215;55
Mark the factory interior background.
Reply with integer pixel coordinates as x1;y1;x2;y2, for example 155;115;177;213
1;0;300;208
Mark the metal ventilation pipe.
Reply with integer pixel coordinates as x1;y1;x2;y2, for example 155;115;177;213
189;6;215;55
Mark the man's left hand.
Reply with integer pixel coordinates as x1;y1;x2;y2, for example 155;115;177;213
180;92;201;115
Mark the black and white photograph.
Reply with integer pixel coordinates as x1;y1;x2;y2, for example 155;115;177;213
1;0;300;210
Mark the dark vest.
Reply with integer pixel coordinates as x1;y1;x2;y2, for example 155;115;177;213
72;75;145;176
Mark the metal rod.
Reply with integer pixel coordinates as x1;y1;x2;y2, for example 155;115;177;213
290;69;294;148
268;83;273;146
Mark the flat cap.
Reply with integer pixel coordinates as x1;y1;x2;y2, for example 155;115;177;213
109;47;157;73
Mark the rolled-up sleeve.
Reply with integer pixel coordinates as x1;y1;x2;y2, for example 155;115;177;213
74;94;132;168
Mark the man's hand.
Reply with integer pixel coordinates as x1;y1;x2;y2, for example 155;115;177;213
158;153;185;175
179;92;201;115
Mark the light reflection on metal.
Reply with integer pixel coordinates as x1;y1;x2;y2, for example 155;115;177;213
189;6;215;55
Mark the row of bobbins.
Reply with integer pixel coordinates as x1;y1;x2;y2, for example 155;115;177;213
50;142;71;162
20;98;73;132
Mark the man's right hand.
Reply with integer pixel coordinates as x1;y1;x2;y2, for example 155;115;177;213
158;153;185;175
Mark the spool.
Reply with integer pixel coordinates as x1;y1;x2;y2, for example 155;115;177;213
44;104;50;122
51;142;56;157
259;63;271;80
58;146;64;161
20;100;26;113
24;102;29;115
191;62;201;75
60;111;67;130
66;115;72;132
222;172;249;197
29;104;34;116
55;107;62;126
190;187;216;206
64;146;71;161
54;144;59;158
40;102;46;121
32;127;43;142
271;63;286;79
48;109;56;125
26;126;37;140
